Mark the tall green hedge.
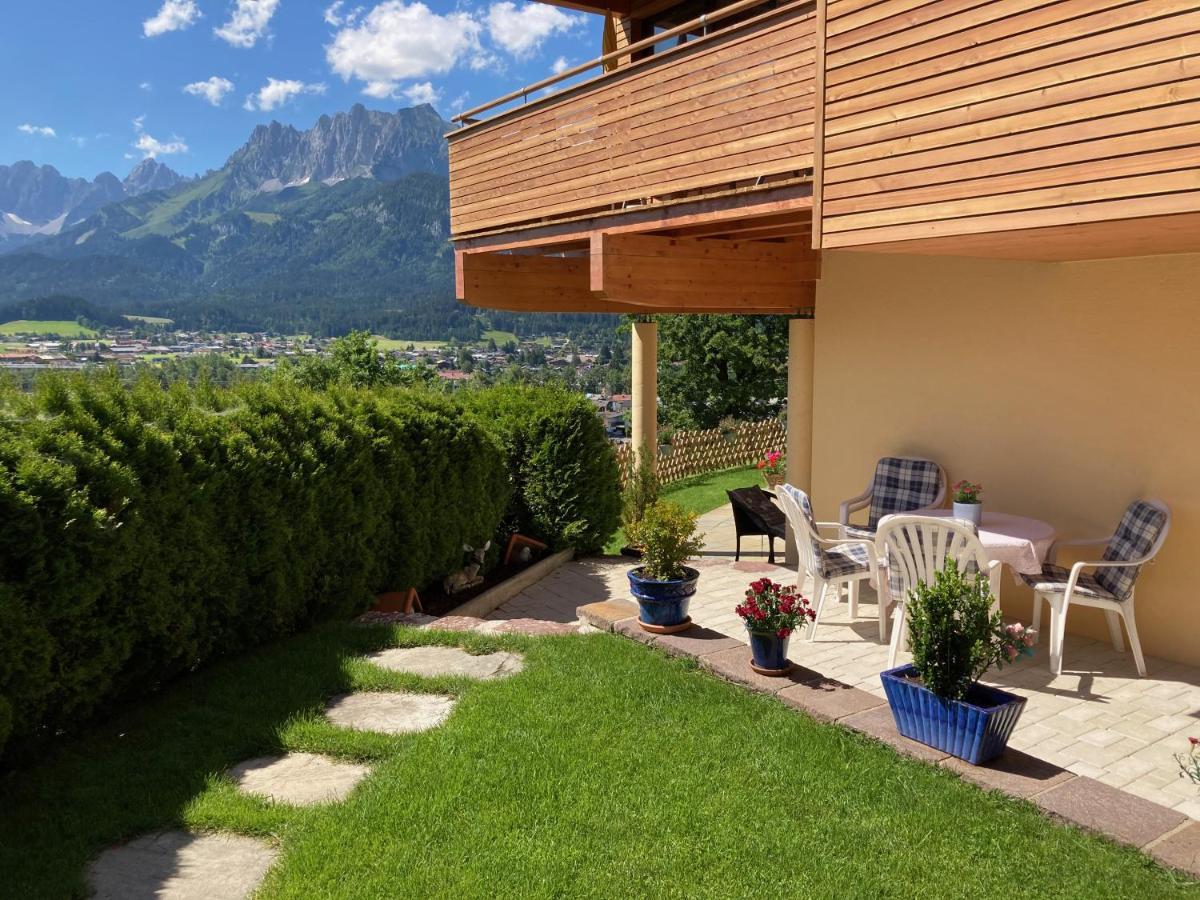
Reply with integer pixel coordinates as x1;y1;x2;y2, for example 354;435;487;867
463;385;621;554
0;373;509;759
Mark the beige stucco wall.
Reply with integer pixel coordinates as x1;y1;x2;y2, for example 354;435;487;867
812;250;1200;667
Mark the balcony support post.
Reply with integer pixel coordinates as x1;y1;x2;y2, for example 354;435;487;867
631;318;658;474
784;314;815;566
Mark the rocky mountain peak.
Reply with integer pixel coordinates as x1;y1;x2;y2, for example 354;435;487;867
123;159;186;196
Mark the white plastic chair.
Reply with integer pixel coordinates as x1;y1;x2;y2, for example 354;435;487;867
777;484;879;641
875;514;1001;668
838;456;947;539
1023;500;1170;677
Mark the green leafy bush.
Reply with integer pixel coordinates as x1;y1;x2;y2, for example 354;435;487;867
627;501;704;581
906;560;1035;700
0;372;509;760
462;385;620;554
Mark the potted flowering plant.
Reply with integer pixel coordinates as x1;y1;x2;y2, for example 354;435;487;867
626;500;705;634
735;579;815;675
951;479;984;526
880;560;1035;764
757;450;786;490
1178;736;1200;787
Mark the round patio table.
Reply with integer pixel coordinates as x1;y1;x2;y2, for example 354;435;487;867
915;509;1056;575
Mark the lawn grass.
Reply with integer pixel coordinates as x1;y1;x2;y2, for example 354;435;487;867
0;319;98;337
0;625;1189;898
123;314;174;325
482;329;518;345
605;464;763;554
374;336;445;351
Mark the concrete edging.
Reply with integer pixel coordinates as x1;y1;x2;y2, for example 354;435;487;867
577;600;1200;881
446;549;575;619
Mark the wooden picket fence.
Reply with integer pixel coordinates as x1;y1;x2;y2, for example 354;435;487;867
614;419;785;486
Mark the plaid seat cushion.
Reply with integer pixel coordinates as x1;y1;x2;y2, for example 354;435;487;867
1095;501;1168;601
842;524;875;541
867;457;943;530
821;542;871;579
1020;564;1118;601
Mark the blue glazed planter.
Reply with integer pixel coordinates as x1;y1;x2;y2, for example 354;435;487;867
747;630;791;671
628;566;699;627
880;664;1026;765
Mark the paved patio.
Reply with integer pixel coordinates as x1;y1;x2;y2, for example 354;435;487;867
493;504;1200;823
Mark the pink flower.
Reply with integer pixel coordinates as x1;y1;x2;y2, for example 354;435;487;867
1190;736;1200;747
1005;645;1018;662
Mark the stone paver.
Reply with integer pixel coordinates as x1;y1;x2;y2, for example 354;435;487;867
839;704;951;764
1149;822;1200;876
88;831;277;900
230;752;371;806
325;692;456;735
650;625;743;659
577;598;638;631
777;677;886;723
939;750;1075;800
700;646;823;695
366;646;524;680
1034;775;1187;848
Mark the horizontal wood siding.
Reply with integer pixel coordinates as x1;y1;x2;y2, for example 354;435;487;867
819;0;1200;250
449;4;817;237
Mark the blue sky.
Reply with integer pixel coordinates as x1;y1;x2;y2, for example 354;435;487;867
0;0;600;179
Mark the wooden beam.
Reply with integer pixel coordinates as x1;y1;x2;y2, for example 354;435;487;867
456;247;814;314
590;232;820;312
453;182;814;252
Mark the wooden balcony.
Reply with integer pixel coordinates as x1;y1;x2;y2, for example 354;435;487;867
448;1;818;241
816;0;1200;260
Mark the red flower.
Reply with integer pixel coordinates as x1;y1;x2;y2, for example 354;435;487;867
1190;736;1200;746
777;627;792;639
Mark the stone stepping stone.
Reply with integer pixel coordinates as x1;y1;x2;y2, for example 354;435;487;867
229;751;370;806
324;691;455;735
366;646;524;680
88;831;277;900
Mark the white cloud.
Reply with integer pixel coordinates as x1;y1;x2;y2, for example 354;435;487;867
70;136;89;147
551;55;569;74
486;2;581;58
143;0;202;37
449;91;469;112
135;133;188;157
324;1;363;26
215;0;280;48
184;76;236;106
140;81;154;92
326;2;483;96
17;123;56;137
243;77;327;111
401;81;440;105
131;116;187;157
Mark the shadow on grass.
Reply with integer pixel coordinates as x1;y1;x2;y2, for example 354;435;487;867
0;623;504;898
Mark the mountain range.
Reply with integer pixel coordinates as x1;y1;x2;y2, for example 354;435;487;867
0;104;583;339
0;158;186;249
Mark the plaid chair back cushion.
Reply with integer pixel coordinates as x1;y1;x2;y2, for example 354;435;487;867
1095;501;1168;600
867;457;943;530
780;483;824;577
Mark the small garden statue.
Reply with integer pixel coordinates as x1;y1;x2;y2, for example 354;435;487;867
444;541;491;595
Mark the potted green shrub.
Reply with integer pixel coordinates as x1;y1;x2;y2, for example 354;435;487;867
626;500;704;634
657;425;677;459
619;452;660;558
735;579;815;675
880;560;1035;764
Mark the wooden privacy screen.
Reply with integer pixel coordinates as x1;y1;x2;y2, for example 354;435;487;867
613;419;786;486
448;2;818;237
818;0;1200;253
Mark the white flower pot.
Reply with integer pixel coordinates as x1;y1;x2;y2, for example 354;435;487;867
953;501;982;526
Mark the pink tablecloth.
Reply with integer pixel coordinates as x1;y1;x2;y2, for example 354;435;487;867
916;509;1056;575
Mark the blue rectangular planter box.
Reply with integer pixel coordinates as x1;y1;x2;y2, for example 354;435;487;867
880;664;1026;765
